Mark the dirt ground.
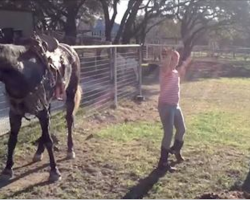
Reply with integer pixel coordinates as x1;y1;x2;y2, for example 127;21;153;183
0;58;250;198
196;191;249;199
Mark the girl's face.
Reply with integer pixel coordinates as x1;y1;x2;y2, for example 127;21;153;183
161;48;172;58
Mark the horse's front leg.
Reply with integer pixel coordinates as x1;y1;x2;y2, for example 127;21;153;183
33;103;52;162
33;136;45;162
37;109;61;182
1;110;22;180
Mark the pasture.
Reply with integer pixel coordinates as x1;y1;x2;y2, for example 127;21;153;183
1;58;250;198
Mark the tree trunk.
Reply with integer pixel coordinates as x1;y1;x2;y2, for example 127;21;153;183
113;0;137;44
101;1;112;42
178;39;193;67
101;0;118;42
63;0;78;45
121;32;133;44
105;24;112;42
64;14;77;45
120;0;143;44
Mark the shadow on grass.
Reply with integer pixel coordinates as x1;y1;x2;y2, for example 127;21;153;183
4;180;52;198
227;166;250;199
122;167;168;199
241;168;250;193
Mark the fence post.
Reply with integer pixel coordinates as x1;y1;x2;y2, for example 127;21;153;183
138;45;142;96
113;47;118;108
109;43;113;82
146;45;149;60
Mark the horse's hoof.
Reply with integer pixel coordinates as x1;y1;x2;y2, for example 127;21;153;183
0;169;13;180
49;168;61;182
67;151;76;159
33;153;43;162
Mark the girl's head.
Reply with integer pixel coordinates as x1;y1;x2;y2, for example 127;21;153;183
162;48;180;69
161;48;171;58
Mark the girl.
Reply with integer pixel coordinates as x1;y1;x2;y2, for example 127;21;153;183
157;48;190;171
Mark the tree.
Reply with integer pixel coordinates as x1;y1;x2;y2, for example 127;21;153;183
0;0;102;45
35;0;102;45
176;0;250;63
117;0;180;44
99;0;118;42
142;19;181;44
100;0;180;44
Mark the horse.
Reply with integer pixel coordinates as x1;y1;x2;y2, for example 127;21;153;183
0;34;82;182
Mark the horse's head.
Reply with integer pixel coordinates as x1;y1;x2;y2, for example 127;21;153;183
0;43;45;100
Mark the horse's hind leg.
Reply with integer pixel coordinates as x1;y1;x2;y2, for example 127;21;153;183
66;83;81;159
1;110;22;180
65;88;76;159
37;109;61;182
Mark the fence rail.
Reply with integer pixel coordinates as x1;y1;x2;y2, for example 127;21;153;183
0;44;142;135
142;43;250;62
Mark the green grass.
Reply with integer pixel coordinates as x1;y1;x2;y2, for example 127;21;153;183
97;122;161;142
95;110;249;198
95;77;250;198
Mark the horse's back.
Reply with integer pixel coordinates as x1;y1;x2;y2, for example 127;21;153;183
59;43;80;63
59;43;80;74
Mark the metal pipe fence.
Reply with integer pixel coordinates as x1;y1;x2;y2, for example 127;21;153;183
142;44;183;61
143;43;250;61
0;44;142;135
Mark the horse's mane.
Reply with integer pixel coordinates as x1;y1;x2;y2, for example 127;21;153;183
0;44;27;58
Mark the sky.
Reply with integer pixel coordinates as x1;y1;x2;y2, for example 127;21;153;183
111;0;149;24
115;1;128;24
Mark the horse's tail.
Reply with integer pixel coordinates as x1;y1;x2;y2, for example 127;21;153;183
73;84;82;115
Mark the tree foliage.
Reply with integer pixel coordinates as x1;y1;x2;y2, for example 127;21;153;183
0;0;102;44
176;0;250;62
100;0;179;44
0;0;250;52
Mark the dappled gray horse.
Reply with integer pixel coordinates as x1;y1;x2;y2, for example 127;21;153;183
0;34;81;182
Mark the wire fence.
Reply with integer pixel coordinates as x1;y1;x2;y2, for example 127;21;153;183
142;44;250;62
192;46;250;61
0;44;142;136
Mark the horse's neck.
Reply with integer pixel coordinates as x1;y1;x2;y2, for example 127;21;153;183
0;57;44;99
1;69;28;98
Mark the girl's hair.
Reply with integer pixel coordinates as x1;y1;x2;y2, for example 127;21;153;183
161;48;180;68
170;50;180;68
172;50;180;62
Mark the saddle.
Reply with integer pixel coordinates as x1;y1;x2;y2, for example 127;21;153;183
29;33;66;100
39;34;59;52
